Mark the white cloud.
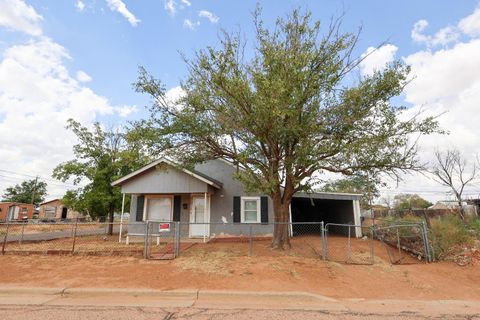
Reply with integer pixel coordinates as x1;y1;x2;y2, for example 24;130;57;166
75;0;85;12
183;18;199;30
164;0;176;16
411;19;459;47
0;0;43;36
76;70;92;82
116;105;138;117
0;37;117;199
105;0;140;27
180;0;191;7
360;44;398;76
198;10;219;24
165;86;185;110
459;6;480;37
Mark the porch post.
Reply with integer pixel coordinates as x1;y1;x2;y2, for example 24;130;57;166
118;193;126;243
203;192;207;243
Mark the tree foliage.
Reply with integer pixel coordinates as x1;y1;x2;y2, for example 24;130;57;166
133;8;441;248
53;119;148;224
2;179;47;207
393;193;432;210
320;174;383;209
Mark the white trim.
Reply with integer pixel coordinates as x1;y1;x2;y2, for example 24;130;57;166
111;158;222;189
353;199;362;238
143;195;174;222
189;194;211;238
240;196;261;223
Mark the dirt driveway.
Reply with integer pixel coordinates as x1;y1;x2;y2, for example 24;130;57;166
0;246;479;301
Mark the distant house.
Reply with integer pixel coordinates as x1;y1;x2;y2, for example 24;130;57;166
38;199;83;220
0;202;34;221
112;158;363;238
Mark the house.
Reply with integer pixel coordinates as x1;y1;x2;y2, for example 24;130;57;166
0;202;34;221
38;199;83;220
111;158;363;239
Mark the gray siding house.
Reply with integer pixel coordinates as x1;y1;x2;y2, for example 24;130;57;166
111;158;362;239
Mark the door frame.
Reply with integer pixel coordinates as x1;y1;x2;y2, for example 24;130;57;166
189;193;211;238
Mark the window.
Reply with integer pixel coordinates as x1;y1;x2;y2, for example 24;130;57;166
241;197;261;223
22;207;27;213
145;196;172;221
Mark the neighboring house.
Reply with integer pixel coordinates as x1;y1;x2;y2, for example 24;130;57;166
112;158;363;238
0;202;34;221
38;199;83;220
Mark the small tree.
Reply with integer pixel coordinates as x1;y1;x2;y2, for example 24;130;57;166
133;8;441;248
431;149;478;221
2;179;47;207
53;119;148;232
393;193;432;210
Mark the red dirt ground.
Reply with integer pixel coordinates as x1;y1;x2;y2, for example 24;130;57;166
1;236;479;301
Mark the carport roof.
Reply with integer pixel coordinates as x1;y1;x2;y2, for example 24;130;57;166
293;192;362;201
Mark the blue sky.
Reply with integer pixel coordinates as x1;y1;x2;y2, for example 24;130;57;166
1;0;480;202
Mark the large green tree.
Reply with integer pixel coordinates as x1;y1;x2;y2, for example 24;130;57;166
2;179;47;207
53;119;148;231
133;8;441;248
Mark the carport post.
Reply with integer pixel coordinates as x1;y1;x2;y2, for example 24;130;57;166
118;193;125;243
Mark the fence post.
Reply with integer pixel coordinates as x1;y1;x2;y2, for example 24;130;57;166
71;218;78;254
2;221;10;255
174;221;180;258
248;225;253;257
321;221;326;261
347;225;351;262
421;221;431;262
324;224;329;260
370;224;375;265
143;221;149;259
20;221;25;244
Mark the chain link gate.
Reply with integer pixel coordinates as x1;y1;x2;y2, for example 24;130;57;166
324;223;375;265
375;222;431;264
144;221;179;260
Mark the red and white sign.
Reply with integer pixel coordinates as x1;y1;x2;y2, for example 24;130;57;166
159;223;171;232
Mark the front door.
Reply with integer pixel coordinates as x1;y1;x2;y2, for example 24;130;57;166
190;195;210;238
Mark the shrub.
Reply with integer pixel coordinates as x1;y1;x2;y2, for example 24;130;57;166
429;215;473;260
467;217;480;238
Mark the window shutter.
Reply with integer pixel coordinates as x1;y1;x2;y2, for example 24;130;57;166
173;195;181;222
136;195;144;222
260;196;268;224
233;196;240;223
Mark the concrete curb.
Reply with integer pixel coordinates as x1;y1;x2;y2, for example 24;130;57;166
0;286;479;315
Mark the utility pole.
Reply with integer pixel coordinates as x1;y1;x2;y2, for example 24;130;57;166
31;176;39;205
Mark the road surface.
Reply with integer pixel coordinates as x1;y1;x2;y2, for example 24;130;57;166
0;305;477;320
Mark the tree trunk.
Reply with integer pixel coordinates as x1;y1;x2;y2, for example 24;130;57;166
107;204;114;235
271;196;292;250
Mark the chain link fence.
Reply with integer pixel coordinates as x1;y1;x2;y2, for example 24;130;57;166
1;219;433;264
1;221;137;256
324;223;375;265
174;222;325;260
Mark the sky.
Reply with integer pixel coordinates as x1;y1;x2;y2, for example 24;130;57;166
0;0;480;204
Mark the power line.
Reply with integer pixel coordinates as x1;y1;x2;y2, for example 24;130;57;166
0;174;77;188
0;170;77;187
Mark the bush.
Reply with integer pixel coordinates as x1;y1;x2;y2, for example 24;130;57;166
467;217;480;238
429;215;473;260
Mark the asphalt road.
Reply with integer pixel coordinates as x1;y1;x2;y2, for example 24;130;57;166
1;305;478;320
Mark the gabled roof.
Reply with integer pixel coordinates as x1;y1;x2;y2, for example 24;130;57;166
111;158;223;189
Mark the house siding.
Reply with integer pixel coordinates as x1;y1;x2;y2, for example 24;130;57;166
121;166;209;194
